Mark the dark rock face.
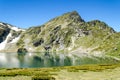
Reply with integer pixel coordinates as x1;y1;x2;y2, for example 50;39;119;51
17;48;28;54
44;46;51;51
33;38;44;47
0;24;10;43
52;25;61;34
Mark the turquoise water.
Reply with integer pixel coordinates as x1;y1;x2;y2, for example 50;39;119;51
0;52;117;68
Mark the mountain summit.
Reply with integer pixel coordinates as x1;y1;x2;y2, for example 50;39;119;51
60;11;85;23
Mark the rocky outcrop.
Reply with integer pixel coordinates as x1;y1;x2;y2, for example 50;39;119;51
17;48;28;54
33;38;44;47
0;22;25;52
0;23;10;43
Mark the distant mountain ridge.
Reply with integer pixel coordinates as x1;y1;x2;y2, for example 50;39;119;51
0;11;120;60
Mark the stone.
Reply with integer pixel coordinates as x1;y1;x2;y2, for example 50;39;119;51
17;48;28;54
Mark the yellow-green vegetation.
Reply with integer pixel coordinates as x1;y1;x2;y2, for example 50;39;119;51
16;34;25;47
0;64;120;80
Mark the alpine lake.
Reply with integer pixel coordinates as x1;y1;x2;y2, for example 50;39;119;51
0;52;117;68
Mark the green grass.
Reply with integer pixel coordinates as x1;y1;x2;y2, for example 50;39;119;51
0;76;31;80
0;64;120;80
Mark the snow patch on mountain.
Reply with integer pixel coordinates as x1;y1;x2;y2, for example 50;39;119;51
0;33;11;50
10;36;20;43
7;24;25;31
0;23;4;25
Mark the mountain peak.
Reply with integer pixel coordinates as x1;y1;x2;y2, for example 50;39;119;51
63;11;85;22
66;11;79;15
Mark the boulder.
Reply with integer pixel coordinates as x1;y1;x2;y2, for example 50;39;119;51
17;48;28;54
33;38;44;47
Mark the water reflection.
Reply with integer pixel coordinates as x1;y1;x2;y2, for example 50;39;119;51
0;53;19;68
0;52;117;68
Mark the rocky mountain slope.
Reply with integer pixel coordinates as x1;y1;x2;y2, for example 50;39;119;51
0;22;25;52
0;11;120;59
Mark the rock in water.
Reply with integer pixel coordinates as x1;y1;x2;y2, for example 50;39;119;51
17;48;28;54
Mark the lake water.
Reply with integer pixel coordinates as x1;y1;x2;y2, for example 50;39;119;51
0;52;117;68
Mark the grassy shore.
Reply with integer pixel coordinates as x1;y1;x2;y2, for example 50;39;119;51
0;64;120;80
